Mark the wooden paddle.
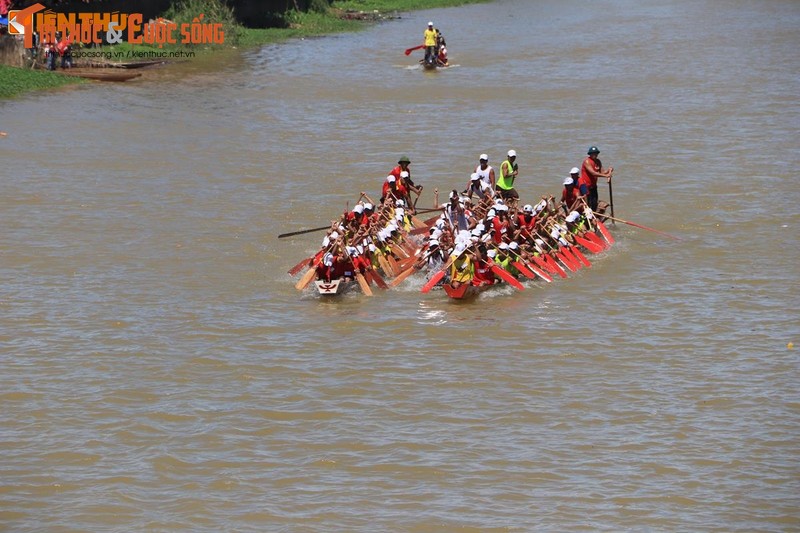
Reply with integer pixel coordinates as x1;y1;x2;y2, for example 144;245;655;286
342;246;372;296
569;244;592;268
599;213;681;241
288;256;311;276
489;262;524;290
574;234;603;254
608;180;615;223
278;224;332;239
366;268;388;289
389;264;417;287
421;255;457;293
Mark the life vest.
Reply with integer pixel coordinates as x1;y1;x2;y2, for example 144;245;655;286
497;159;517;190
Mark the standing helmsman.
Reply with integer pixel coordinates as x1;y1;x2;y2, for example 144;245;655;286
424;22;437;65
497;150;520;202
578;146;613;212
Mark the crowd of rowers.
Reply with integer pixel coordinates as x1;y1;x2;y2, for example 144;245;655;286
296;147;615;291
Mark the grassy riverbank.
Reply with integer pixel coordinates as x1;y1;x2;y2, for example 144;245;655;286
0;0;489;99
0;65;86;99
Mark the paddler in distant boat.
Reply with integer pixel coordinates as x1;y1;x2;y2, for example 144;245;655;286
424;22;437;65
578;146;613;212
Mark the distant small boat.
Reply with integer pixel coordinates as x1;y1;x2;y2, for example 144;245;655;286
58;69;142;82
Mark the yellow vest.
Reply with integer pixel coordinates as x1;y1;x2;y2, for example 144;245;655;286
424;29;437;47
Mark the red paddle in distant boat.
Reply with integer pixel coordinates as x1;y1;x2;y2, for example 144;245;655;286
405;44;425;55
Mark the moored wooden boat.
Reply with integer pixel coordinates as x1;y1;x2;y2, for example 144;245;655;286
59;69;142;82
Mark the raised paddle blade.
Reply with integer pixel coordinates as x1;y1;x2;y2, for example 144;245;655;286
404;44;425;55
490;264;524;290
356;272;373;296
421;269;446;293
512;261;536;279
278;224;332;239
584;231;608;249
574;235;603;254
597;220;615;244
288;256;311;276
529;264;553;283
295;267;317;291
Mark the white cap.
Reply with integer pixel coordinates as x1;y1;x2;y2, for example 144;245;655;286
364;202;374;210
329;231;339;240
452;243;467;257
475;223;485;232
428;21;433;26
497;204;509;212
429;239;439;247
395;208;405;217
479;154;488;161
563;177;574;186
494;198;505;206
449;190;458;200
487;208;496;218
323;253;334;267
346;246;358;256
499;242;509;250
570;167;580;174
509;241;519;250
353;204;364;213
507;149;516;158
431;229;443;240
396;199;405;207
523;204;533;213
387;175;396;183
400;171;409;178
486;249;497;258
566;211;580;223
471;228;482;237
369;243;377;252
470;172;480;181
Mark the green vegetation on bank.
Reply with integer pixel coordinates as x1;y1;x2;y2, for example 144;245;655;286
0;0;490;98
332;0;489;11
0;65;85;98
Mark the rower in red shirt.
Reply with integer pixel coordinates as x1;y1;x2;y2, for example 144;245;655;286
472;247;496;286
561;168;582;214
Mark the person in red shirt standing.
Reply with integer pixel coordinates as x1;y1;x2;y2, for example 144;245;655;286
390;156;422;207
578;146;613;212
